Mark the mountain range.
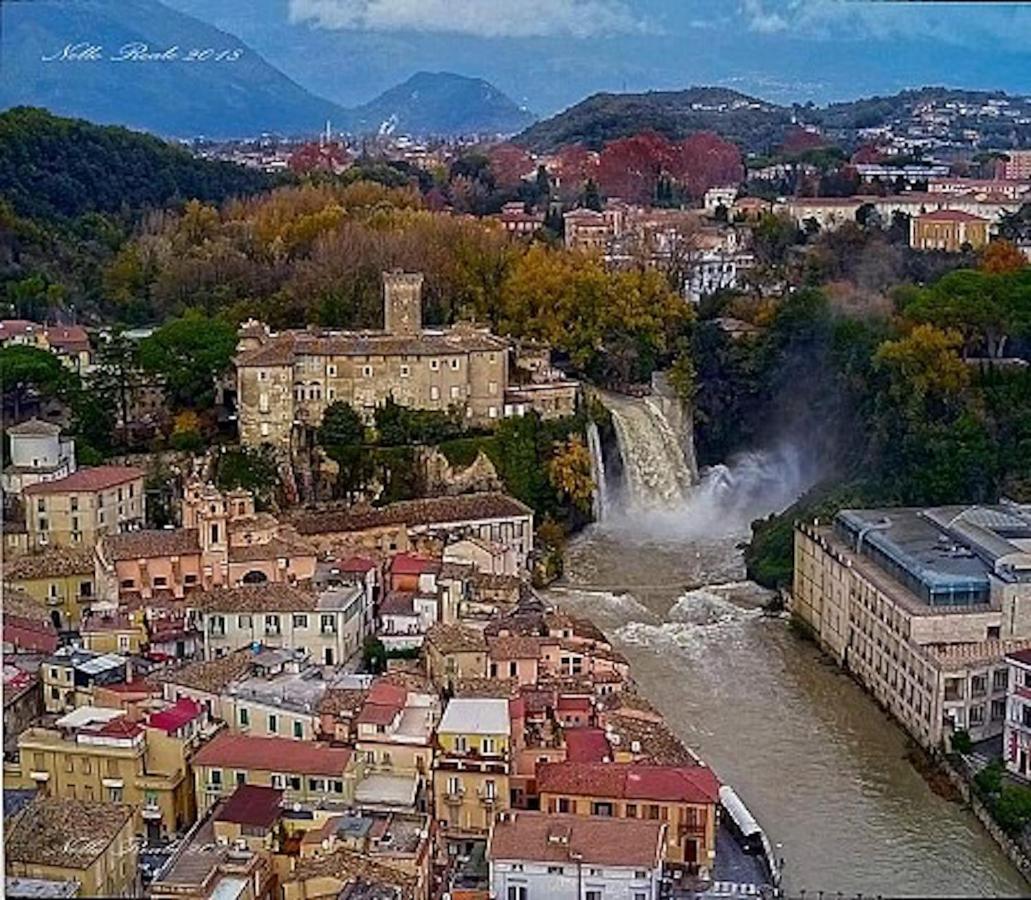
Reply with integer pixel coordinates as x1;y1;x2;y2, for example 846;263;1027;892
0;0;534;138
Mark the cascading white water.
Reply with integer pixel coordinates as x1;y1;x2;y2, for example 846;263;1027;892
585;420;609;521
602;390;696;512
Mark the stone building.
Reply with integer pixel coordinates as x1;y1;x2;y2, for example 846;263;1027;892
910;209;990;251
793;505;1031;750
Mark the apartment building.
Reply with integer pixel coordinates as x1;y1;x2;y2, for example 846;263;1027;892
4;798;138;898
488;811;666;900
12;705;197;840
793;506;1031;750
23;465;145;550
0;320;92;373
1003;648;1031;779
424;623;489;691
191;732;354;815
433;697;511;838
293;492;535;572
3;546;95;630
193;582;368;666
536;762;720;878
41;647;130;713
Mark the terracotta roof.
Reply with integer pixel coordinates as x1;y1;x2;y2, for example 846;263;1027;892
488;812;663;868
6;418;61;436
193;732;352;776
283;846;416;897
2;585;52;621
1007;648;1031;666
0;319;39;338
189;583;318;614
388;553;441;576
6;798;134;868
917;209;988;222
318;687;369;717
565;728;612;763
454;677;518;699
215;784;283;829
101;528;200;561
147;697;203;733
335;556;377;574
490;635;544;661
46;325;90;352
425;622;487;655
23;465;144;495
379;591;416;616
604;714;699;767
537;762;720;804
293;492;532;536
159;649;252;694
4;547;95;580
236;327;508;369
227;536;315;564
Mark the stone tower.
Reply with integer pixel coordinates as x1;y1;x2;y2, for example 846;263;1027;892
383;271;424;336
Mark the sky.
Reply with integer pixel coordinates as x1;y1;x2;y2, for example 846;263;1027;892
163;0;1031;113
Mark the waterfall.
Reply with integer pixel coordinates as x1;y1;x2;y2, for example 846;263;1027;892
586;420;609;520
602;389;696;513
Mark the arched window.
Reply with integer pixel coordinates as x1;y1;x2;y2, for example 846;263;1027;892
241;570;268;585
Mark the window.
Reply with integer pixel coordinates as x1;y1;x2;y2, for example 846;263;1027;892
321;614;336;634
626;803;638;818
236;771;246;785
508;661;518;678
992;699;1006;721
592;801;614;816
108;787;123;802
37;498;45;513
362;365;373;378
239;708;249;727
634;870;648;879
238;615;252;629
483;779;497;798
268;714;278;733
271;774;284;789
259;393;270;413
80;581;92;598
450;358;460;370
557;797;572;813
507;888;527;900
260;423;270;437
547;866;564;875
446;776;462;796
333;780;344;794
210;768;222;785
292;614;309;629
481;737;496;755
327;364;337;376
70;497;78;512
488;380;498;395
293;721;303;739
971;674;988;698
970;704;986;726
488;406;498;419
309;778;326;792
153;576;167;587
288;775;302;790
430;359;440;371
400;364;410;378
450;385;461;400
454;735;467;753
994;669;1009;692
430;386;440;401
265;614;281;635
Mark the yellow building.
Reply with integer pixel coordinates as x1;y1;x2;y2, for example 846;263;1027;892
41;648;130;713
3;546;95;630
432;697;510;838
910;209;990;251
23;465;145;551
4;797;139;897
190;732;355;816
12;705;198;842
537;762;721;878
80;608;149;655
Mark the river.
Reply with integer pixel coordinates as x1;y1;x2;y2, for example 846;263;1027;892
563;392;1029;897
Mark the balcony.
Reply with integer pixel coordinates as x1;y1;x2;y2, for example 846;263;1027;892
477;790;499;807
443;788;466;805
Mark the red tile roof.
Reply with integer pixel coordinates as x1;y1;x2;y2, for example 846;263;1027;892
488;812;663;868
335;556;377;574
357;703;401;726
917;209;988;222
1007;648;1031;666
537;762;720;804
565;728;612;763
24;465;144;495
216;784;284;829
192;733;352;776
97;717;144;739
147;697;203;733
388;553;441;576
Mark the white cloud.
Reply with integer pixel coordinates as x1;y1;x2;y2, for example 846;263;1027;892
288;0;651;38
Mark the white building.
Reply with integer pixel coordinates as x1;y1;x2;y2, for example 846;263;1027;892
703;185;738;216
2;419;76;496
488;811;666;900
685;250;755;303
1004;648;1031;778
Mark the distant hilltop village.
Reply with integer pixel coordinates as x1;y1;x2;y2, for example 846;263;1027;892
235;271;579;451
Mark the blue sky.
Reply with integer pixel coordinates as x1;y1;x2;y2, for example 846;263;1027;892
165;0;1031;111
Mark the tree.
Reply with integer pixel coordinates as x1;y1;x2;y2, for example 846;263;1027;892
90;330;141;446
0;345;76;420
215;445;281;510
137;312;237;410
547;435;594;514
362;636;387;674
318;401;365;448
170;410;203;452
981;240;1027;275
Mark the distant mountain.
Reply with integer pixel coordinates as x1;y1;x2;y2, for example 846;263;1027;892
0;0;349;138
343;72;536;137
516;85;1031;154
514;87;794;154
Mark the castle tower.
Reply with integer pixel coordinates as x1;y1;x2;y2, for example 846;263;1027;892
383;271;424;336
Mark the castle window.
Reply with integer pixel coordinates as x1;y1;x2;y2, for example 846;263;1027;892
450;385;461;400
430;386;440;401
258;370;267;381
327;364;337;376
260;423;270;437
430;359;440;371
362;366;373;378
450;358;460;370
488;381;497;395
400;365;410;378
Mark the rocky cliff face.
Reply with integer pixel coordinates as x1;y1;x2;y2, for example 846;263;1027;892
420;448;503;496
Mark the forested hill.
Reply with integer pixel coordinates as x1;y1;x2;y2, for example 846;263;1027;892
0;108;276;220
515;85;1031;154
514;87;792;154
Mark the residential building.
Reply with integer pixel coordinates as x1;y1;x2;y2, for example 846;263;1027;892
928;177;1030;200
1003;648;1031;779
536;762;720;877
12;705;196;839
236;271;515;450
424;623;488;691
95;481;317;604
3;588;59;653
23;465;145;550
4;658;44;759
191;732;354;815
3;547;95;630
793;506;1031;750
282;848;417;900
999;150;1031;181
499;202;545;235
149;785;278;900
193;582;367;666
433;697;511;838
703;185;738;214
80;609;149;655
910;209;990;251
487;811;666;900
4;798;138;897
293;493;534;572
0;321;92;373
2;418;75;496
317;682;371;744
41;647;130;713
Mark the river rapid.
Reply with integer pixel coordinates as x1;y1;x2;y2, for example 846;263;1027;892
565;392;1028;897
